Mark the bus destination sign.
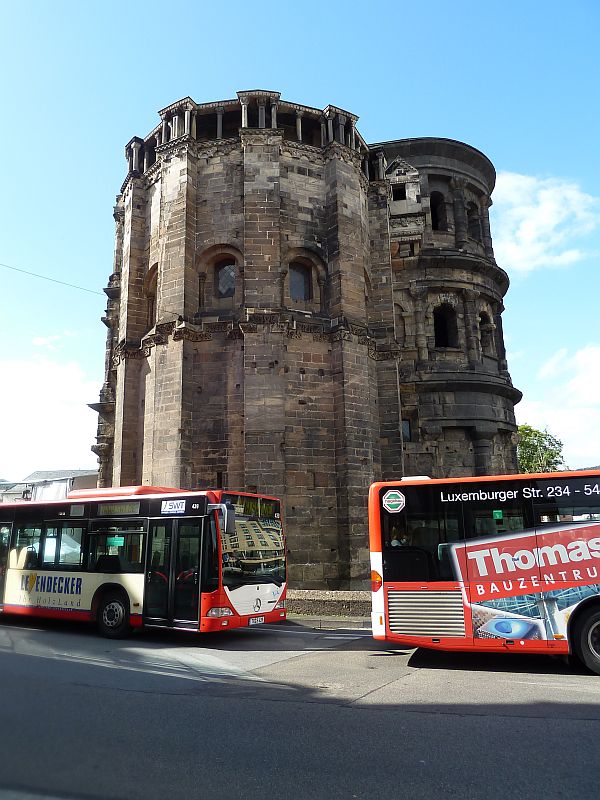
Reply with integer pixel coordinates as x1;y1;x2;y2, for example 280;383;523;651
97;501;141;517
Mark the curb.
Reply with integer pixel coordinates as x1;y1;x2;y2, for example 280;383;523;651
286;613;372;631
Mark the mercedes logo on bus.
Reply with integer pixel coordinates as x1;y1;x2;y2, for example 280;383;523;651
253;598;262;612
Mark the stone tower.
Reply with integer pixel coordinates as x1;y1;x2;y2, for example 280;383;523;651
91;91;521;588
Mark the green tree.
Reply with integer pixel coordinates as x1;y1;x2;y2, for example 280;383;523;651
517;424;567;473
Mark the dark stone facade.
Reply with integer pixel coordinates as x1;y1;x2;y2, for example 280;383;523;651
91;90;521;589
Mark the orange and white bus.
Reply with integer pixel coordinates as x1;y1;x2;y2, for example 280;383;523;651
369;471;600;675
0;486;286;637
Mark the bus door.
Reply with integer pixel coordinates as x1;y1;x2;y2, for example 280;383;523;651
0;525;10;604
144;519;203;628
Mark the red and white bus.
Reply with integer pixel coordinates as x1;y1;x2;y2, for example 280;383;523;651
369;471;600;674
0;486;286;637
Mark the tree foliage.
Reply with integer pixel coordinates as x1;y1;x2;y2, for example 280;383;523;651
517;424;566;473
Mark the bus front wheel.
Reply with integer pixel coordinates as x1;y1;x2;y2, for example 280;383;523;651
574;608;600;676
98;593;132;639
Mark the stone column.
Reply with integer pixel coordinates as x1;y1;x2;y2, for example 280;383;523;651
481;197;495;260
171;114;179;139
421;174;435;248
198;273;206;309
410;286;429;363
241;99;249;128
191;111;197;139
327;115;334;143
270;101;278;129
184;108;191;135
161;117;168;143
278;267;287;307
143;148;151;172
337;114;346;145
350;122;356;150
376;150;385;181
131;141;141;173
493;303;509;373
320;117;327;147
155;130;162;147
258;99;266;129
472;431;494;476
362;157;370;180
462;288;480;366
317;275;326;312
451;177;468;248
216;106;223;139
127;149;133;173
295;110;303;142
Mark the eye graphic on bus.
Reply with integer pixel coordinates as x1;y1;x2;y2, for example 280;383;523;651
479;618;539;639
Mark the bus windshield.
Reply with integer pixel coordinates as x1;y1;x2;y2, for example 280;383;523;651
220;494;286;588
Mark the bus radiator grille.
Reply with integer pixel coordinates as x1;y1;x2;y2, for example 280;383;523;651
387;589;466;637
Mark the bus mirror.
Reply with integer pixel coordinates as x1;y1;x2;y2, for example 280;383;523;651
224;504;236;535
208;503;236;535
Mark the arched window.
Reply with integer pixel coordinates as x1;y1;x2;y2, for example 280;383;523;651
434;304;458;348
430;191;447;231
479;312;494;357
214;260;236;299
289;261;312;302
467;202;482;241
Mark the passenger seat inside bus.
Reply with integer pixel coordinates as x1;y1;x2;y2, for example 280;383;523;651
94;554;123;573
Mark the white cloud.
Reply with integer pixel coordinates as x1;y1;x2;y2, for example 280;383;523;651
0;358;100;480
537;347;569;380
31;331;75;351
32;335;62;350
492;171;600;273
516;344;600;469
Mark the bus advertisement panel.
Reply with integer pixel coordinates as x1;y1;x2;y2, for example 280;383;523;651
369;472;600;675
0;486;286;638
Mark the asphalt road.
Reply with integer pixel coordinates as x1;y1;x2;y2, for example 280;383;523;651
0;616;599;800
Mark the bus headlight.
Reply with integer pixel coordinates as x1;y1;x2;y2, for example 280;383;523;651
207;607;234;617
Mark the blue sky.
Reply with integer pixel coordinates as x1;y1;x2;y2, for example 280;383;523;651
1;0;599;478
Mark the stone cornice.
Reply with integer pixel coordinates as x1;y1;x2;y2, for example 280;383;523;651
110;314;400;362
281;140;325;161
237;89;281;104
158;96;196;117
323;104;359;123
240;129;284;146
323;141;363;169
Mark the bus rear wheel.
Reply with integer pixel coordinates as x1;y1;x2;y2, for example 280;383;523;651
574;608;600;676
98;593;132;639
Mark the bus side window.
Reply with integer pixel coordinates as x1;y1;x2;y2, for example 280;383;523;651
14;525;42;569
383;511;461;582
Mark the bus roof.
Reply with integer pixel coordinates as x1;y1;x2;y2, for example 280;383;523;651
371;468;600;491
67;485;187;499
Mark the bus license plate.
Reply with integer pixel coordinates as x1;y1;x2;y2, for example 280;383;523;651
249;616;265;625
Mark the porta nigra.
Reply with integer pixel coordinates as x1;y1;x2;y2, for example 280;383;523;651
91;90;521;588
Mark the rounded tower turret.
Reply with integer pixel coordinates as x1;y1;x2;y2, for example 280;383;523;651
367;137;521;478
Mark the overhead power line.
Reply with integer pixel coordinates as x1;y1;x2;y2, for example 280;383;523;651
0;261;104;296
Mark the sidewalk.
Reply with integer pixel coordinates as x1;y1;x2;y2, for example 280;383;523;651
286;613;371;630
286;589;372;630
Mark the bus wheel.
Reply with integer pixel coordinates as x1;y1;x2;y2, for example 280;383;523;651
575;608;600;675
98;593;132;639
